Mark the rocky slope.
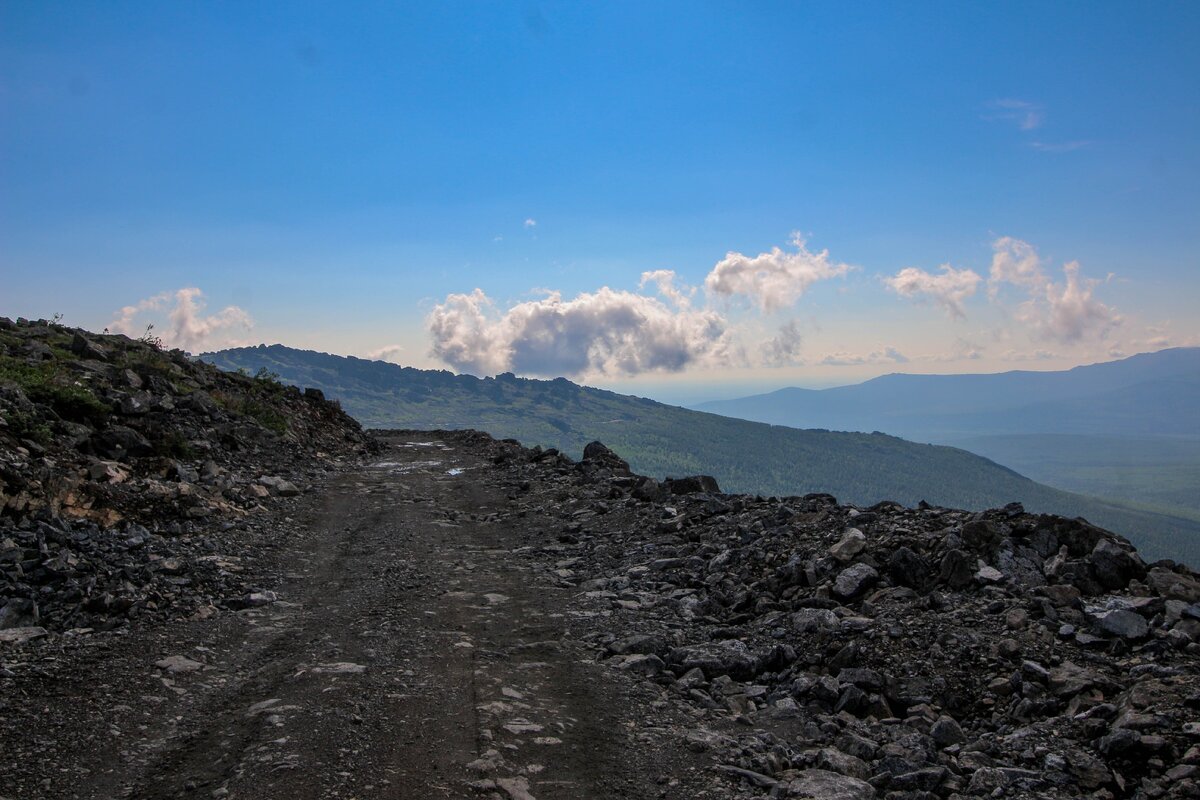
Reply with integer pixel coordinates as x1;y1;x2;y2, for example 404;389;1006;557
470;434;1200;799
0;317;375;636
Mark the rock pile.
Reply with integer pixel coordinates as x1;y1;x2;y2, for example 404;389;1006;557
0;318;374;632
479;434;1200;799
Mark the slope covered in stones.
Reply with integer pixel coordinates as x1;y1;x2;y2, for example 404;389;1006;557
478;434;1200;798
0;317;374;635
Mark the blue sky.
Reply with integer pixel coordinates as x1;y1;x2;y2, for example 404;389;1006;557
3;1;1198;401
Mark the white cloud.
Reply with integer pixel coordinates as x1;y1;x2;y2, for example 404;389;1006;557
109;287;252;352
989;238;1122;343
884;264;982;319
365;344;406;364
989;236;1045;293
524;218;537;228
427;286;730;378
704;233;851;312
985;98;1044;131
638;269;694;308
762;320;804;366
108;292;171;336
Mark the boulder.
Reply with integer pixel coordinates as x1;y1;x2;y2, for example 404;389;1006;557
830;529;867;563
833;564;878;600
784;769;875;800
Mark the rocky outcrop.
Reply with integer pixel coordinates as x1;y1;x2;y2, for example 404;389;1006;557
466;432;1200;799
0;318;374;631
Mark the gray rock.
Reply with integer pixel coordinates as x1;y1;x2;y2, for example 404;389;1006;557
1091;608;1149;639
258;475;301;496
784;769;875;800
815;747;871;779
792;608;839;634
155;655;204;673
930;715;965;747
888;546;930;588
939;549;973;588
833;563;878;600
830;529;867;563
1090;538;1145;590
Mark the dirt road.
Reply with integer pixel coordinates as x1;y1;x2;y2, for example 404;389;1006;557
2;433;707;799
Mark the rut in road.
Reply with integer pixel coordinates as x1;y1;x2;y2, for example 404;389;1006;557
102;432;695;800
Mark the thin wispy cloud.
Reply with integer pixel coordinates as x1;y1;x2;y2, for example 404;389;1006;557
819;346;908;367
762;320;804;366
365;343;406;364
524;218;537;228
985;98;1044;131
884;264;982;319
1029;140;1091;153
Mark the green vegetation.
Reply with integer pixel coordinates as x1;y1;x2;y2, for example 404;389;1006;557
209;367;290;435
0;354;111;426
203;345;1200;564
947;434;1200;522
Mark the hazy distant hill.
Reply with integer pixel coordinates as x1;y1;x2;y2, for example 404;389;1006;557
695;348;1200;440
693;348;1200;525
202;344;1200;564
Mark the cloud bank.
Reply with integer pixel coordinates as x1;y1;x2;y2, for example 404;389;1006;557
109;288;252;352
428;234;854;377
428;282;729;378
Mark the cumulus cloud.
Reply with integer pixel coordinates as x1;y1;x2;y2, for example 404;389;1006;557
884;264;982;319
820;347;908;367
704;234;851;312
989;238;1121;343
762;320;804;366
365;344;406;364
427;286;729;378
109;288;252;352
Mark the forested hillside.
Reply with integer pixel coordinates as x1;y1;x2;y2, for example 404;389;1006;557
202;344;1200;563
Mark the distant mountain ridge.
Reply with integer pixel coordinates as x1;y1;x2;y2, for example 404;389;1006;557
202;344;1200;564
694;348;1200;440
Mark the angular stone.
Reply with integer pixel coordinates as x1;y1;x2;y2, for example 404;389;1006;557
833;563;879;600
1090;609;1149;639
785;769;875;800
830;529;867;563
155;655;204;673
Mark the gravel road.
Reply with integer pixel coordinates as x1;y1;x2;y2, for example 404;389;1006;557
1;433;707;799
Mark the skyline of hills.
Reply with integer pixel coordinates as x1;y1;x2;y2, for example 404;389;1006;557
202;343;1200;564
